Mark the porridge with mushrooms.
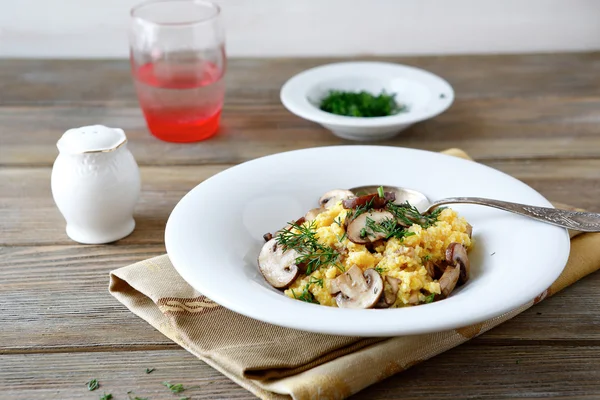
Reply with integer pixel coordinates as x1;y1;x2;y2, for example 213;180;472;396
258;187;473;309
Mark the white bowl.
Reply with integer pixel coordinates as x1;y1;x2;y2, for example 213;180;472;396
280;62;454;141
165;146;570;337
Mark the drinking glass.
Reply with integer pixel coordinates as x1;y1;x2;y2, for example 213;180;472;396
130;0;226;142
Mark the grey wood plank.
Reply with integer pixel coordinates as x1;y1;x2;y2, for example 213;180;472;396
1;242;599;352
2;345;600;399
3;95;600;166
2;160;599;246
2;54;600;106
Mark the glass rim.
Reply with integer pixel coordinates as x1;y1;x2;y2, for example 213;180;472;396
131;0;221;27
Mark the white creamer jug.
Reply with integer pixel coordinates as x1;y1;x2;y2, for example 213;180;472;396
51;125;141;244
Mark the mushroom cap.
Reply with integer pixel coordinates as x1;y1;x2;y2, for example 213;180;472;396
332;266;384;309
263;232;273;242
445;242;470;284
375;276;401;308
465;223;473;239
346;210;395;244
319;189;355;208
439;265;460;297
305;207;323;222
342;192;396;209
257;238;300;289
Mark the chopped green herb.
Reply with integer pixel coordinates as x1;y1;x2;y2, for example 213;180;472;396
333;216;342;227
319;90;407;117
163;381;186;393
422;254;431;261
292;283;319;304
360;227;368;238
127;391;148;400
276;220;341;274
424;293;435;303
346;197;375;222
386;202;446;229
377;186;385;198
374;266;387;274
87;379;99;391
364;216;415;241
309;276;324;288
145;367;155;374
100;394;113;400
336;231;347;243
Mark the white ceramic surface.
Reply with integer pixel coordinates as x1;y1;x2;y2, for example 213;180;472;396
280;62;454;141
165;146;570;336
51;125;141;244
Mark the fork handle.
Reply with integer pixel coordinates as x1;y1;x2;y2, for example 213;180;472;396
428;197;600;232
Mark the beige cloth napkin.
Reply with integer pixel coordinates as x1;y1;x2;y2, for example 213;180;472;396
109;149;600;400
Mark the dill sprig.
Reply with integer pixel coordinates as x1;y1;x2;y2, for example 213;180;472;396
386;202;445;228
346;197;375;222
163;381;185;393
363;217;416;241
276;220;341;274
127;392;147;400
291;277;323;304
86;379;99;391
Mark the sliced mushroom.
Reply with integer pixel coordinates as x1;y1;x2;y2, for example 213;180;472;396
346;210;395;244
342;192;396;209
465;223;473;239
319;189;355;208
305;207;323;222
408;291;420;305
424;260;436;278
275;216;308;237
257;238;301;289
439;265;460;297
375;276;401;308
330;265;384;309
366;239;386;253
445;242;470;285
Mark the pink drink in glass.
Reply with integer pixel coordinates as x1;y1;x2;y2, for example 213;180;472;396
130;0;226;142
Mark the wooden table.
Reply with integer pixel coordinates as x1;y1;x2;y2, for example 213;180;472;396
2;54;600;399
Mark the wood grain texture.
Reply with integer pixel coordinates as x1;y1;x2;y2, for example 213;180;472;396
3;54;600;106
3;97;600;166
3;345;600;399
1;243;599;353
3;54;600;166
2;159;599;246
3;55;600;399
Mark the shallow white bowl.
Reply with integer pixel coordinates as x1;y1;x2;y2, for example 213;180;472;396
165;146;569;337
280;62;454;141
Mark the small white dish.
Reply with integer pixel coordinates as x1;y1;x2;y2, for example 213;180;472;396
280;62;454;141
165;146;569;337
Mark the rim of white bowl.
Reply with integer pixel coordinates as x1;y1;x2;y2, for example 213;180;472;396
280;61;455;127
